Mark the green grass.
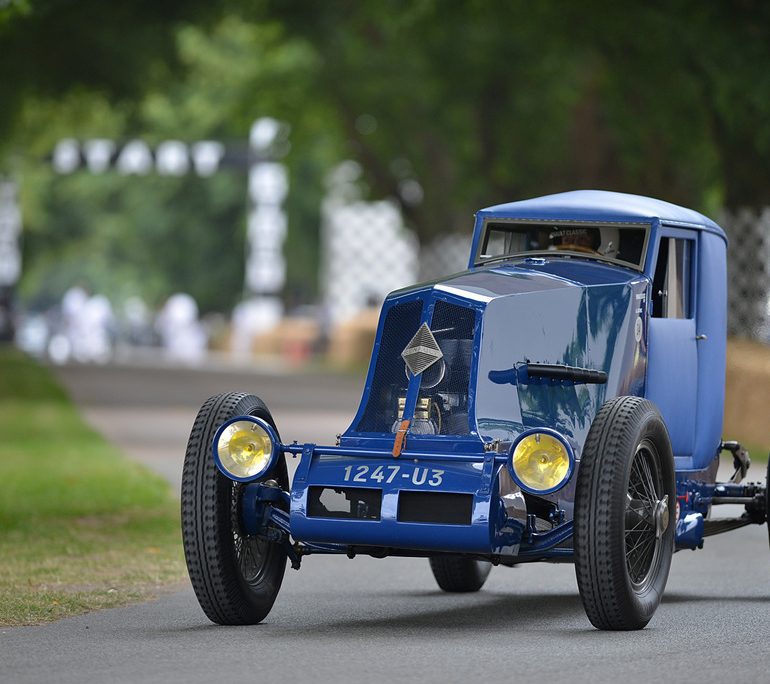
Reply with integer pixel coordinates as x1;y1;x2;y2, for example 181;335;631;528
0;348;186;626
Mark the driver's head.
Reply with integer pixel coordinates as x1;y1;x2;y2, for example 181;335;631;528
549;227;601;254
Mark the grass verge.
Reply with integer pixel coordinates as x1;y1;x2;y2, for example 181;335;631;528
0;348;186;626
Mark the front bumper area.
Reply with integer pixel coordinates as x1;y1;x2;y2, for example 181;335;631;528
237;442;576;562
289;443;510;554
239;441;576;563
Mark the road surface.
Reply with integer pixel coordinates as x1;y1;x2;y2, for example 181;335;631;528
1;360;768;683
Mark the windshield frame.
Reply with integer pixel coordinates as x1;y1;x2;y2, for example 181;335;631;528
474;219;651;272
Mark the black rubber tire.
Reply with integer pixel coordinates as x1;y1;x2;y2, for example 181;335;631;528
429;557;491;592
574;396;676;630
765;456;769;549
181;392;288;625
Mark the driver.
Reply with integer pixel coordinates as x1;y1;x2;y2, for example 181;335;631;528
549;227;601;254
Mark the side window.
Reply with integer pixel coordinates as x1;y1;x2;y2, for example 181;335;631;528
652;237;693;319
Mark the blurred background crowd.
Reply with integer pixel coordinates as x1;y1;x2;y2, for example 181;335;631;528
2;1;770;372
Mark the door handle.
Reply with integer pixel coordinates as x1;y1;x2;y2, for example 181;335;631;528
695;334;708;341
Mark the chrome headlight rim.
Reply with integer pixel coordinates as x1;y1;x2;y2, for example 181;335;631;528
506;427;575;496
211;415;280;483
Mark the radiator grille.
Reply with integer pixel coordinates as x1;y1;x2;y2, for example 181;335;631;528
417;300;476;435
356;300;423;433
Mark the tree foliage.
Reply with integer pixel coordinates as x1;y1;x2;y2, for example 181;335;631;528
261;0;770;229
4;1;770;312
0;0;221;141
12;16;331;312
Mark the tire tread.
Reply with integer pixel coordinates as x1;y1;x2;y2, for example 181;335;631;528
429;557;491;593
181;392;286;625
573;396;674;630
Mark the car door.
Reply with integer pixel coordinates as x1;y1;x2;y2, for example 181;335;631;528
646;228;697;458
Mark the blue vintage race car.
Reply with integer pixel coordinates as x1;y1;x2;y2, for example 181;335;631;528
181;190;769;630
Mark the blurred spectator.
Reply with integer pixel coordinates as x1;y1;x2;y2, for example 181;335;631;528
48;289;115;364
78;294;114;363
15;313;49;357
61;285;88;346
122;296;157;347
156;293;207;364
47;284;86;363
230;297;282;357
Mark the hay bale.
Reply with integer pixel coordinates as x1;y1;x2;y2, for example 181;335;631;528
724;338;770;451
328;309;379;367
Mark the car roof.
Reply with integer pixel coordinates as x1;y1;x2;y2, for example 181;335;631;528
478;190;726;242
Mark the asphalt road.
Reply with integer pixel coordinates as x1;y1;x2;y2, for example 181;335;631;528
2;360;769;683
48;360;363;488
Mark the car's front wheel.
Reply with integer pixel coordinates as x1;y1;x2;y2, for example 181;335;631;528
573;396;676;630
181;392;288;625
429;556;491;592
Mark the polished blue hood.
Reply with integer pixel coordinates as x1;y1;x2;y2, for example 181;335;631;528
469;260;647;451
406;257;645;302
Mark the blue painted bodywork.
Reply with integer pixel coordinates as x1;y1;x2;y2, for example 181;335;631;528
468;189;726;269
237;191;752;559
290;448;513;554
284;254;650;555
469;191;727;472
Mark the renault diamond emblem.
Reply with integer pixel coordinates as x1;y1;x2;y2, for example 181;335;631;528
401;322;443;376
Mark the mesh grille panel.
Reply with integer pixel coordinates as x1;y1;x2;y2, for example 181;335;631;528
417;301;476;435
356;300;423;432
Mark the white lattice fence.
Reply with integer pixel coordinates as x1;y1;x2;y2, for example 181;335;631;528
721;208;770;339
322;198;419;325
419;234;472;282
321;204;475;324
321;161;479;324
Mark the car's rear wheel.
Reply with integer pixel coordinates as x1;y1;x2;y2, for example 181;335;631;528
429;556;491;592
181;392;288;625
574;396;676;630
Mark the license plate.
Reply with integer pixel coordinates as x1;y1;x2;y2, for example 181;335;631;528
342;464;445;487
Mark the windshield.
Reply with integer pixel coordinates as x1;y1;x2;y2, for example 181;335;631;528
477;222;649;270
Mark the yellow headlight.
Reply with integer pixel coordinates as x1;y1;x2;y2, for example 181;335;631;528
511;432;571;493
216;419;274;480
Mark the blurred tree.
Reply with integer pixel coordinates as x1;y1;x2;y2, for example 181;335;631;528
0;0;221;143
565;0;770;211
14;16;331;313
564;1;770;340
681;1;770;209
255;1;586;240
5;0;770;315
256;0;770;235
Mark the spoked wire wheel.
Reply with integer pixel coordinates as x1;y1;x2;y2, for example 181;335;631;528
625;441;668;592
231;484;280;589
574;396;676;630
